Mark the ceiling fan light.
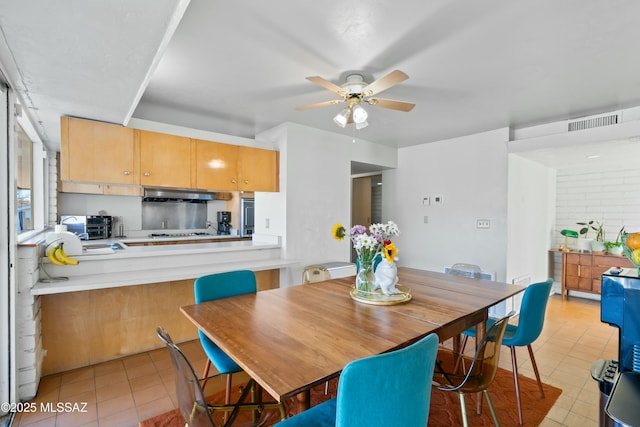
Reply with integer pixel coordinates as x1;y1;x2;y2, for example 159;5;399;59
352;104;368;124
355;120;368;130
333;108;350;128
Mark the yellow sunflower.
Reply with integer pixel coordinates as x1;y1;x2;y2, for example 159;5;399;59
332;223;346;240
383;242;397;262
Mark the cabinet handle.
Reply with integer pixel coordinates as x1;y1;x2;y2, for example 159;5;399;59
144;172;150;177
578;265;581;276
231;179;237;184
123;171;130;175
244;180;249;184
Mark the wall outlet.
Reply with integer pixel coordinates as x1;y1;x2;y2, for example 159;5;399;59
476;219;491;229
265;218;270;229
424;215;429;224
434;195;443;204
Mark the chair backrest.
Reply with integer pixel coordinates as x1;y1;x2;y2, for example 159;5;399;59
448;263;483;279
302;265;331;284
194;270;257;303
157;327;215;427
505;278;553;347
445;312;513;394
335;333;439;427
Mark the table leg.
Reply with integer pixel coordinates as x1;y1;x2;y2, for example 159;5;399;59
296;390;310;411
476;316;487;415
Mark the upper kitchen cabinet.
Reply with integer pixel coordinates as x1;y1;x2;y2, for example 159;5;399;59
193;139;239;190
194;140;278;192
60;116;139;186
238;146;278;192
139;130;192;189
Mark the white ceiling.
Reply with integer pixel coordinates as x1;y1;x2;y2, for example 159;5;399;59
2;0;640;168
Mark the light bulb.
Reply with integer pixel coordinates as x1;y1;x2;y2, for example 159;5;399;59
333;108;350;128
355;120;368;130
352;104;368;124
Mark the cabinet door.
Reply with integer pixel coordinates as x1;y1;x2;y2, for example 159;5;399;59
139;130;192;188
592;255;634;293
238;146;278;192
194;140;239;190
565;253;592;291
61;117;137;185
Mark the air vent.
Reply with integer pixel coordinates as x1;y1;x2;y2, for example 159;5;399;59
568;114;619;132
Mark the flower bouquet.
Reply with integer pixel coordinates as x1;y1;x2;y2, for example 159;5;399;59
333;221;410;304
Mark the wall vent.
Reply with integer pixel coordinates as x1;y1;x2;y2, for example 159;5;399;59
568;114;619;132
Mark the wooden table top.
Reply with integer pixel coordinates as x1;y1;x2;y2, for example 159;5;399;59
180;267;523;402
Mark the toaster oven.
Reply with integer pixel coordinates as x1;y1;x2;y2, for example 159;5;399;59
60;215;113;240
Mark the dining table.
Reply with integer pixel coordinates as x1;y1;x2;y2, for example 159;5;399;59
180;267;524;408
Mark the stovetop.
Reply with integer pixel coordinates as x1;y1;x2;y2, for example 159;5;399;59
148;232;214;238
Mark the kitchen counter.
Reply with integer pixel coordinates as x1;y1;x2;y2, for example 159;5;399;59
34;234;298;295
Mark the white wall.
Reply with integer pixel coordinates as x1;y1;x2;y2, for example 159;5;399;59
554;166;640;247
506;155;556;287
385;128;510;281
256;122;397;286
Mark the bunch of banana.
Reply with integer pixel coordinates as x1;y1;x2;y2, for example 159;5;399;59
46;243;79;266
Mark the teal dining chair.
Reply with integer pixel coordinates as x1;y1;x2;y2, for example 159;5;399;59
459;278;553;425
274;333;439;427
194;270;257;406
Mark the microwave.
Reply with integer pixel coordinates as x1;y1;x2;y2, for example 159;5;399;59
60;215;113;240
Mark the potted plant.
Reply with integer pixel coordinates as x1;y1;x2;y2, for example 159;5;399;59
576;220;599;252
590;221;606;252
605;226;625;255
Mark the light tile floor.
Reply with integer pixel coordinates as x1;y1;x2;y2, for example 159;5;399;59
11;295;615;426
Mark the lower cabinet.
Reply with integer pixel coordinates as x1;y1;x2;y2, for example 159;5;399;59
40;270;280;375
561;252;633;298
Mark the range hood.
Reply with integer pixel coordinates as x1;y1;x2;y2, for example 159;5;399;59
143;188;227;202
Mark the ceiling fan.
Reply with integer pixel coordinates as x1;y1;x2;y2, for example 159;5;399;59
297;70;415;129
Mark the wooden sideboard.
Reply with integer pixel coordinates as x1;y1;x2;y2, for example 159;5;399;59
559;250;633;299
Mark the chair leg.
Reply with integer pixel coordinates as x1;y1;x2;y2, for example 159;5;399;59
510;346;523;425
454;335;470;373
483;389;500;426
458;393;469;427
225;373;233;404
527;344;545;398
201;359;212;389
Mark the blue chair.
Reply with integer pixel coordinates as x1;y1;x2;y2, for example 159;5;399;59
459;278;553;425
194;270;257;405
274;333;439;427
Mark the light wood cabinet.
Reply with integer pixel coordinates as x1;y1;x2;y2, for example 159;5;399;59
60;181;143;196
194;140;278;192
139;130;193;188
561;251;633;298
40;270;280;374
60;117;278;194
194;139;239;190
60;116;139;185
238;146;278;192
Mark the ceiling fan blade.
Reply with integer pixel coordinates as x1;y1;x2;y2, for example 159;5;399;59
306;76;346;96
296;99;345;111
366;98;415;112
362;70;409;97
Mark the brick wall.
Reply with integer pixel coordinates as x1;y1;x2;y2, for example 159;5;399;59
15;245;42;400
14;150;57;400
550;166;640;291
555;166;640;247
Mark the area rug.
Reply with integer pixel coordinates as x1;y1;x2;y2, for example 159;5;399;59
140;354;561;427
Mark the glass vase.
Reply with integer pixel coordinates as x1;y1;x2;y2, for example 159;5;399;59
356;255;376;295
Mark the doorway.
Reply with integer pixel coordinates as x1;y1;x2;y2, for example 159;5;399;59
351;174;382;261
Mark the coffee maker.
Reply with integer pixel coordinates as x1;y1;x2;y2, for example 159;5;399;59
217;211;231;235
